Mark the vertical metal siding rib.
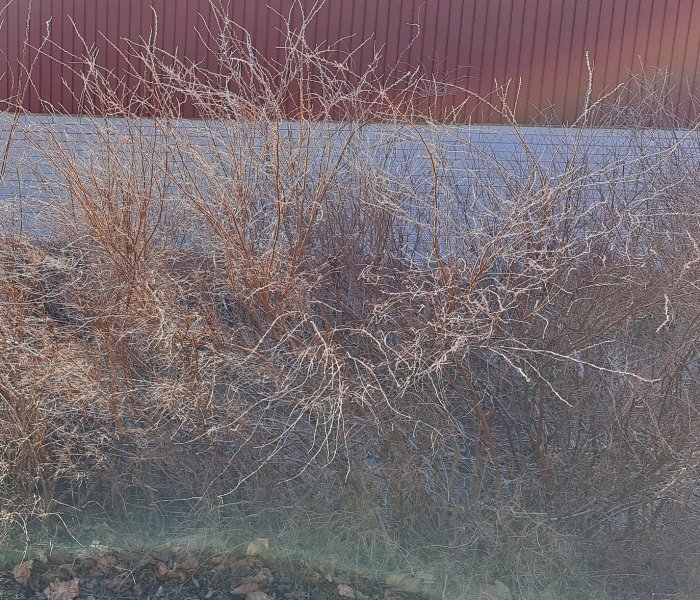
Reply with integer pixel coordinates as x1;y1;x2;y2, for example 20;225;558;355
619;0;641;89
552;0;573;122
0;2;10;111
106;0;120;105
661;0;682;99
478;0;501;122
134;1;149;114
607;0;629;99
14;0;23;109
373;0;391;92
9;0;19;110
182;0;198;118
647;0;669;72
358;0;376;97
661;0;682;117
433;0;453;118
670;0;694;113
629;0;654;83
45;0;56;110
411;0;429;91
445;0;468;120
470;0;490;120
558;0;582;124
349;0;366;74
96;0;109;113
592;0;615;112
338;0;360;118
61;0;74;112
585;0;601;109
504;0;526;123
541;0;562;120
520;0;547;122
118;1;131;110
493;0;514;121
173;0;188;115
569;0;592;121
384;0;403;91
398;0;417;82
462;0;489;122
349;0;368;116
658;1;677;77
26;0;38;113
32;3;42;112
198;1;212;83
675;0;693;118
1;2;10;110
78;0;93;112
528;0;553;121
683;1;700;121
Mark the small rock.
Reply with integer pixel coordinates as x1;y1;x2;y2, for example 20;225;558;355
174;552;199;572
482;580;512;600
232;566;273;597
97;555;117;567
231;581;260;596
385;572;422;594
246;538;269;557
246;592;272;600
211;553;231;567
229;559;255;579
253;568;273;584
105;574;128;591
338;583;356;598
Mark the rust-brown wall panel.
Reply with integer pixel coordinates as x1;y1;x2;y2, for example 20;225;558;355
553;0;575;123
493;0;514;117
564;1;586;122
520;0;549;122
540;0;563;120
683;1;700;119
26;0;39;113
671;0;694;110
0;0;11;111
503;0;524;118
445;2;467;119
1;0;700;124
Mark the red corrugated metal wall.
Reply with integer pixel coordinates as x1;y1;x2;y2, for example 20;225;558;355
1;0;699;123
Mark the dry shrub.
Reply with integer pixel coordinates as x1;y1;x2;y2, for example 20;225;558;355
1;3;700;598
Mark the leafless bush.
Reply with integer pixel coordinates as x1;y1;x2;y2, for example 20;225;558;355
1;3;700;598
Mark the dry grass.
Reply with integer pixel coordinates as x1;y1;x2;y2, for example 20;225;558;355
1;3;700;598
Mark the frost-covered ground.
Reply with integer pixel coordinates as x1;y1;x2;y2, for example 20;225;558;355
3;114;700;220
